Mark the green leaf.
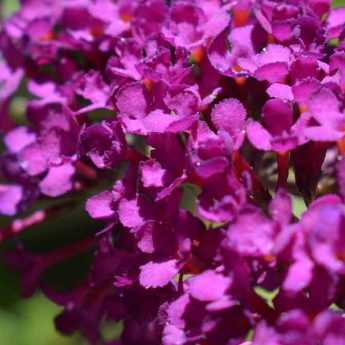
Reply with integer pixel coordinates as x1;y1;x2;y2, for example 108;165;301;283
333;0;345;7
2;0;19;18
254;287;279;309
292;196;307;218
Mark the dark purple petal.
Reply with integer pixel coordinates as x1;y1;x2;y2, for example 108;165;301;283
262;99;293;136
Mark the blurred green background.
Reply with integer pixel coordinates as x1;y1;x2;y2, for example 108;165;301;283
334;0;345;7
0;0;345;344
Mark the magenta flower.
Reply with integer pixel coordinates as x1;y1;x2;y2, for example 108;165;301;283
247;98;306;153
1;1;345;345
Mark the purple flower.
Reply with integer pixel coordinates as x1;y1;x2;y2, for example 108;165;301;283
211;98;247;150
74;70;112;114
303;87;345;142
239;44;292;83
253;309;345;345
162;1;230;51
79;120;126;169
2;1;345;344
225;208;276;258
247;98;306;153
327;7;345;39
188;270;232;302
139;260;179;289
0;62;23;131
0;184;23;216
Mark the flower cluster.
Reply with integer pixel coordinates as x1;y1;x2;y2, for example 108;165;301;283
1;0;345;344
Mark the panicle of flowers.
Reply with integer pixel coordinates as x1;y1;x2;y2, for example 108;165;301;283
1;0;345;344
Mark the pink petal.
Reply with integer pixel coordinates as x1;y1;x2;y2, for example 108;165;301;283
139;260;178;288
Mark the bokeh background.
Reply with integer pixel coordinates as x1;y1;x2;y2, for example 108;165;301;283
0;0;345;344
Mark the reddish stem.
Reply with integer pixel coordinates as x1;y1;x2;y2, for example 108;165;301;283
232;151;270;203
276;152;289;189
0;201;77;243
337;138;345;156
245;290;278;323
124;147;147;164
75;161;98;180
45;236;97;268
0;211;46;242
